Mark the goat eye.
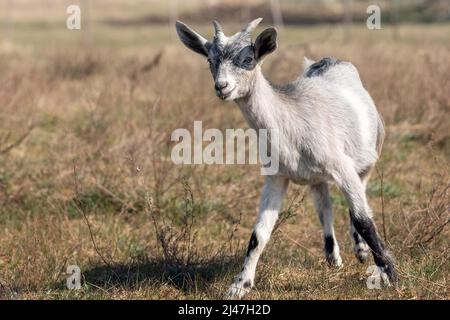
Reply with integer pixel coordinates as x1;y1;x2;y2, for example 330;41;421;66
244;57;253;64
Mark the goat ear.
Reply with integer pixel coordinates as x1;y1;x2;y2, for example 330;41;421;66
175;21;209;57
254;27;277;61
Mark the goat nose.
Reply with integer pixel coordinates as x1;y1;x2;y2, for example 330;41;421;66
215;81;228;91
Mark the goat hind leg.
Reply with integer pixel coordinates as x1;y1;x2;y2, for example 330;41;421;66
350;166;373;263
333;160;396;283
310;183;342;267
350;212;370;263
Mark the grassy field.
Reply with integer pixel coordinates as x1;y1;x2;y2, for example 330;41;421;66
0;1;449;299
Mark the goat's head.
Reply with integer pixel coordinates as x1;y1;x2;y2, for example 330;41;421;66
175;18;277;101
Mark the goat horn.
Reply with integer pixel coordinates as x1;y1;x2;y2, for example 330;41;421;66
213;20;224;36
243;17;263;33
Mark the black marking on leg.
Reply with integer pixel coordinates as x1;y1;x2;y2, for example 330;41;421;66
351;214;384;256
350;210;367;247
352;231;366;250
305;57;341;77
350;212;397;282
352;231;366;255
353;232;369;263
246;231;258;257
243;280;252;288
352;231;362;244
349;210;369;263
324;235;339;266
350;210;366;246
324;235;334;255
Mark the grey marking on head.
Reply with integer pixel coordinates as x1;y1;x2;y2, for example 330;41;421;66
207;18;264;73
208;40;255;75
305;57;342;78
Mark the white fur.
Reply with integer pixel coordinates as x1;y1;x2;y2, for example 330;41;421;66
338;87;371;148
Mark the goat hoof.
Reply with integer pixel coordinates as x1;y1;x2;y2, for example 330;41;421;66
371;252;397;285
355;249;369;263
380;253;397;283
226;277;253;299
374;265;397;287
354;242;370;263
326;253;343;268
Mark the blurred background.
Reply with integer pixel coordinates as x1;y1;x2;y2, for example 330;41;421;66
0;0;449;299
2;0;450;47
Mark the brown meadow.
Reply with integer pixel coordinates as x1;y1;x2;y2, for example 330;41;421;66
0;1;449;299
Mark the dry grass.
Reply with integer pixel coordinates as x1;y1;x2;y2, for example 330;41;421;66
0;2;449;299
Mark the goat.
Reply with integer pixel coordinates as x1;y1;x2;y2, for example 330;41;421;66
175;18;396;299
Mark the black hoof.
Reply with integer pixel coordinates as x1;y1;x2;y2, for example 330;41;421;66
377;251;397;283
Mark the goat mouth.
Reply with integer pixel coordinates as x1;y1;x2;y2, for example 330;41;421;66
217;89;234;100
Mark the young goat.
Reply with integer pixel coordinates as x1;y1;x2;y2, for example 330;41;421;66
176;18;396;299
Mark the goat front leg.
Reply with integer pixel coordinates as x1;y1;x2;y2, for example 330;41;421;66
226;175;289;299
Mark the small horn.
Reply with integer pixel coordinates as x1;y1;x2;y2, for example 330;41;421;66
213;20;224;35
243;17;263;33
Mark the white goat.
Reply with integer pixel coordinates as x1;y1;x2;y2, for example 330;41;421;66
176;18;396;299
